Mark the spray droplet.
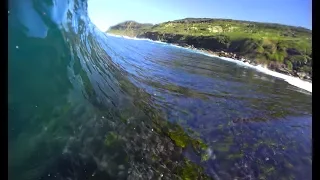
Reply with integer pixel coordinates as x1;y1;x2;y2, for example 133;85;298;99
265;157;269;161
48;174;50;177
16;46;19;49
160;174;163;177
151;129;153;131
102;116;104;119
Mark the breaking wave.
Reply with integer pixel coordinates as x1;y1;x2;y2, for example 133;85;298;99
8;0;312;180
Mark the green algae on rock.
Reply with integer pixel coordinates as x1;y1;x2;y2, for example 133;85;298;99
177;159;212;180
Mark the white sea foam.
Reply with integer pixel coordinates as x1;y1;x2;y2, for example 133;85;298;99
106;33;169;45
106;34;312;93
169;44;312;93
196;52;312;93
106;33;151;41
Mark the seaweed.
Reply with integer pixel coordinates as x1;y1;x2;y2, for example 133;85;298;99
176;159;212;180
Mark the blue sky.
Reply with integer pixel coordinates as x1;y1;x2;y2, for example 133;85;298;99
88;0;312;31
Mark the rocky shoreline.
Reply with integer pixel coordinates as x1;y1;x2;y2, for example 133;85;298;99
109;32;312;83
132;31;312;82
170;42;312;82
108;19;312;83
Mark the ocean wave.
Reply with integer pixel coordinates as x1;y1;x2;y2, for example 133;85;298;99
8;0;312;179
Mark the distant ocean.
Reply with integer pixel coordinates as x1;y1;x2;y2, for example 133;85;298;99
9;0;312;180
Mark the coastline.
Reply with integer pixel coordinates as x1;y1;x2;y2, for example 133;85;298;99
106;33;312;93
170;43;312;83
178;45;312;93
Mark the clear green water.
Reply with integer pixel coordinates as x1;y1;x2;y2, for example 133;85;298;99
8;0;311;180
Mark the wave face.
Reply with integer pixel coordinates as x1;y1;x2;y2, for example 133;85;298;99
8;0;312;180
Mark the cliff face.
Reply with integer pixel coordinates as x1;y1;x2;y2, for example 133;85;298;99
107;19;312;80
